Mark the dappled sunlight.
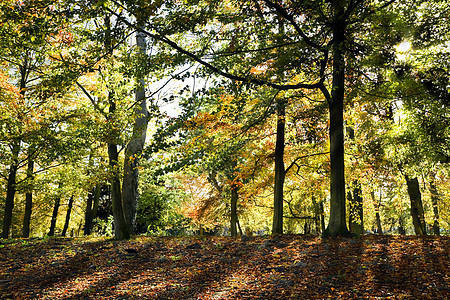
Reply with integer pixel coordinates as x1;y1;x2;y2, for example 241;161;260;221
1;235;449;299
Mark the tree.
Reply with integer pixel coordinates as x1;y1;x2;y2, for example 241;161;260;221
112;0;420;237
0;0;82;238
61;195;74;237
122;22;149;234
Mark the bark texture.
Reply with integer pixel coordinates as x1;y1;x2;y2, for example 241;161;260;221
323;3;351;237
122;27;149;234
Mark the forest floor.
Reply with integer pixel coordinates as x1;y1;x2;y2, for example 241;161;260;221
0;234;448;299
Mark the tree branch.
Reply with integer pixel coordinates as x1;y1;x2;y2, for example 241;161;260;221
285;151;330;174
105;6;324;91
261;0;323;50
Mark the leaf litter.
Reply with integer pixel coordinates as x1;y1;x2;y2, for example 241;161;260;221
0;235;448;299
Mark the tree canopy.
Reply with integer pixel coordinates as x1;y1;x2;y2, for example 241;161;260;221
0;0;449;239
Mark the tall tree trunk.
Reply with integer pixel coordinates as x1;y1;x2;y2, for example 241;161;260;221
272;98;286;234
230;183;238;237
103;15;129;240
405;175;427;235
2;141;20;238
61;196;74;237
428;173;440;235
109;143;130;240
323;4;350;237
122;25;149;235
2;60;27;239
22;158;34;238
346;126;363;236
48;195;61;237
370;190;383;234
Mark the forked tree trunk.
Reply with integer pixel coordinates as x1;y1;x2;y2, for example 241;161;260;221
405;175;427;235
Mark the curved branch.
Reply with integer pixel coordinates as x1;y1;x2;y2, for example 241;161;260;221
261;0;323;50
285;151;330;174
106;7;323;91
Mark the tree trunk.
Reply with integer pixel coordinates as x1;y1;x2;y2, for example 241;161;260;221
5;57;28;238
428;173;440;235
405;175;427;235
92;184;100;219
312;197;321;234
84;185;101;235
230;183;238;237
84;188;94;235
349;180;364;235
323;5;350;237
48;195;61;237
122;26;149;235
347;189;354;231
109;143;130;240
237;218;243;236
272;98;286;234
370;190;383;234
2;141;20;239
398;217;406;235
103;15;129;240
61;196;74;237
22;158;34;238
320;200;326;233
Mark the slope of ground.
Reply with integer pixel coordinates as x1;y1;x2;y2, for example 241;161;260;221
0;234;448;299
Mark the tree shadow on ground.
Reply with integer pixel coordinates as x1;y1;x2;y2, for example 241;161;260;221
1;235;449;299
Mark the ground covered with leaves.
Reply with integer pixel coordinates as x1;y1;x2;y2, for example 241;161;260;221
0;235;448;299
